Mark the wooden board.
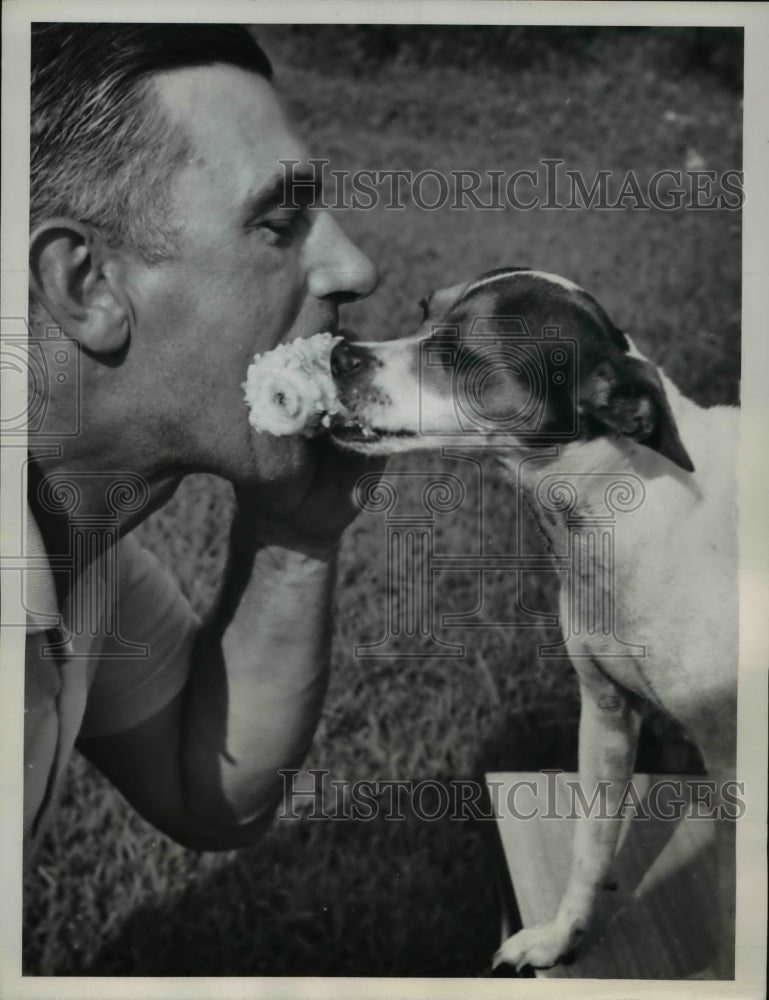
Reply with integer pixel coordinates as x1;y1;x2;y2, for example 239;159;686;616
486;771;724;979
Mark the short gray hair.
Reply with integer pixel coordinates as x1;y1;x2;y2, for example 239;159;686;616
31;24;273;264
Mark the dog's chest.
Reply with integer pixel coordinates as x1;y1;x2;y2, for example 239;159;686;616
534;473;735;711
554;517;671;705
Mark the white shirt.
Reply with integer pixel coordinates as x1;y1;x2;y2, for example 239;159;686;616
24;508;200;858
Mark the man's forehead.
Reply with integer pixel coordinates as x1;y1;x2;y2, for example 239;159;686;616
153;63;308;185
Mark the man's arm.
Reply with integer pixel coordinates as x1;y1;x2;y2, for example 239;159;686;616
79;444;379;850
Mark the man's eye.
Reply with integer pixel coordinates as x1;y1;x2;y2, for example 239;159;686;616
262;217;296;238
252;210;308;245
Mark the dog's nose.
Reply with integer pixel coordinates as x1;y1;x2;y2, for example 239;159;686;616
331;339;365;377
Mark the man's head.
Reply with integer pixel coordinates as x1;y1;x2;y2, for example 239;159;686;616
29;24;377;511
31;24;273;264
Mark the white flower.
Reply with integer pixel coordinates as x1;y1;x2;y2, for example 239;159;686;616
243;368;317;436
243;332;345;437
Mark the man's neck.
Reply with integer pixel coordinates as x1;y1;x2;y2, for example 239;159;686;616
27;452;181;598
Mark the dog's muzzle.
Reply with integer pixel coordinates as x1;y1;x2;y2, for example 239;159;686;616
330;339;371;379
329;337;403;447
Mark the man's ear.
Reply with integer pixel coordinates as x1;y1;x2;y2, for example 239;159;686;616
581;355;695;472
29;218;130;354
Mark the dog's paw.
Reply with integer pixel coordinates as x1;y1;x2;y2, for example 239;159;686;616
493;922;579;973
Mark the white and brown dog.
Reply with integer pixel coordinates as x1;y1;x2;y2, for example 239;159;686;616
330;268;738;978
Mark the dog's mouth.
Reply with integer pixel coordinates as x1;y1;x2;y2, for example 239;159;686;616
331;423;418;445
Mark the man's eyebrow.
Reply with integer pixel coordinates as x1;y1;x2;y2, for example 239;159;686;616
242;170;323;224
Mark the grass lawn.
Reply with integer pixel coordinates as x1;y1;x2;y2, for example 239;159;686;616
22;26;741;976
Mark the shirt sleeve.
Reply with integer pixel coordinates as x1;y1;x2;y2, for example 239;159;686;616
79;533;201;739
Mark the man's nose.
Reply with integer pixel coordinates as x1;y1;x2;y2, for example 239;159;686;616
305;213;378;302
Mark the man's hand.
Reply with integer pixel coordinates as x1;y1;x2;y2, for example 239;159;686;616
238;436;387;555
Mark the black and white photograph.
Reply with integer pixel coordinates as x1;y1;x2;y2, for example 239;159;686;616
1;1;767;996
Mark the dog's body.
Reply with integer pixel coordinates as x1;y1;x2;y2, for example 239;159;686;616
330;269;738;977
495;390;738;978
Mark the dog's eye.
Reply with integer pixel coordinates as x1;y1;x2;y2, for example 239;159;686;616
418;297;431;321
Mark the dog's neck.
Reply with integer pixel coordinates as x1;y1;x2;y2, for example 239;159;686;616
495;368;723;562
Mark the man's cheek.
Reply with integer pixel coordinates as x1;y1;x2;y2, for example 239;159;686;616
238;268;305;351
259;243;308;325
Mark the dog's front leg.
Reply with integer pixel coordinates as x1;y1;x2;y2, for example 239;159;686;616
495;662;642;972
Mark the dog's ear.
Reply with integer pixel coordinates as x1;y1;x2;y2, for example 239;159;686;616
582;355;695;472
